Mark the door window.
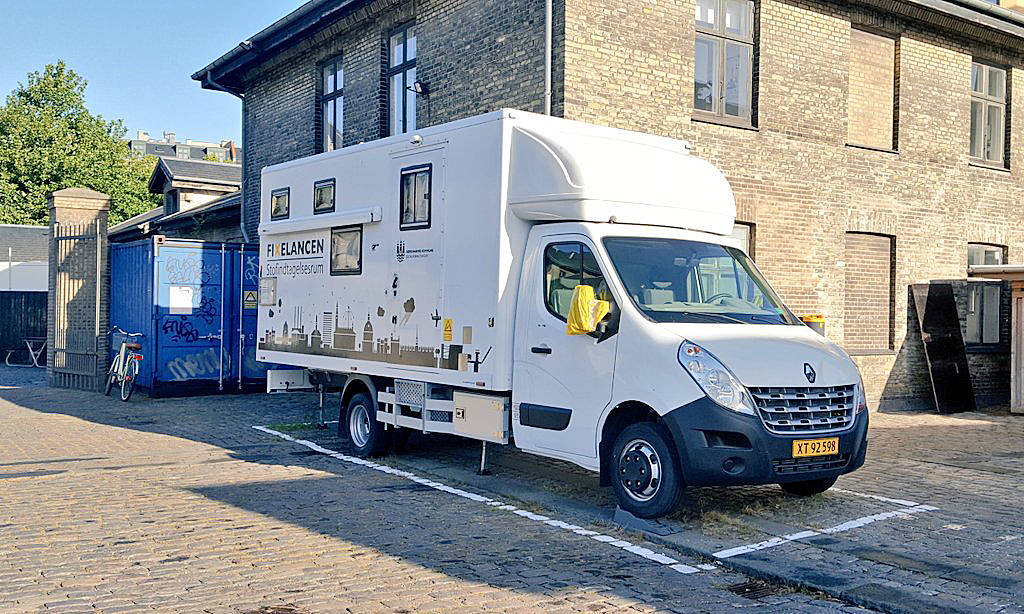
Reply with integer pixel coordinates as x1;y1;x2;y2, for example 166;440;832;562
544;242;613;321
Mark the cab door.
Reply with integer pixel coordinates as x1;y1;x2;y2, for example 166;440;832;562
512;234;618;464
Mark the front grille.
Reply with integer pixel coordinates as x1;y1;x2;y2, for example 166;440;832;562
774;454;850;474
749;384;856;434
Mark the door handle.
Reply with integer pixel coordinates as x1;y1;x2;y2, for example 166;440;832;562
531;346;552;355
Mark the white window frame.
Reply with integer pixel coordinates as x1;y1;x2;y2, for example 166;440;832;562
970;61;1008;166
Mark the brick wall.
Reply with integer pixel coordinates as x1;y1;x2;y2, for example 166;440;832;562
848;28;896;150
560;0;1024;411
241;0;561;240
843;232;894;353
235;0;1024;411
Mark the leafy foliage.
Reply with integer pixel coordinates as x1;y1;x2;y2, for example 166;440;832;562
0;61;160;225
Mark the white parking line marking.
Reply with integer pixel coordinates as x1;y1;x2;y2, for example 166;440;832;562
712;505;939;559
832;488;919;508
252;425;708;575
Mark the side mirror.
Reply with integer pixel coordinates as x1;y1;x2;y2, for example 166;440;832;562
566;285;610;335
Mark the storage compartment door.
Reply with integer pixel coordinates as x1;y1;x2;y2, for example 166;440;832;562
154;244;226;388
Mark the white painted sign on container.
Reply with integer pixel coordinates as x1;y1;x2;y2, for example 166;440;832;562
169;285;195;314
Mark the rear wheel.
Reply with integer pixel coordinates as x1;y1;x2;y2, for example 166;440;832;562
344;392;388;457
609;422;684;519
780;476;837;496
104;357;120;397
119;357;138;402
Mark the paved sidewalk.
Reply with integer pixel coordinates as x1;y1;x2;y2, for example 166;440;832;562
0;368;860;613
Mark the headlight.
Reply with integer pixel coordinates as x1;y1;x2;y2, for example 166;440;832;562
853;379;868;414
678;341;757;416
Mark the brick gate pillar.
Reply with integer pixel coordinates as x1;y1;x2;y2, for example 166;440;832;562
46;188;110;391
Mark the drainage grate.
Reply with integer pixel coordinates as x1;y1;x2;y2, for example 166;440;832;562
725;580;782;600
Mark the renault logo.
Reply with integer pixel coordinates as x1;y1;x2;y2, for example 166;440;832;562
803;363;816;384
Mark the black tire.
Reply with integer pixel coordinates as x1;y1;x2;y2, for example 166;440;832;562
780;476;837;496
609;421;684;519
120;358;138;402
103;357;119;397
343;392;388;457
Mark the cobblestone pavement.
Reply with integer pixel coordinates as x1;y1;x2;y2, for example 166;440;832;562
0;367;863;614
293;401;1024;613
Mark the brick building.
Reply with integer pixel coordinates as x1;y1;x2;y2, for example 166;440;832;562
195;0;1024;411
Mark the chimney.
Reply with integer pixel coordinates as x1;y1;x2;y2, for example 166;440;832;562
136;130;149;140
163;131;176;144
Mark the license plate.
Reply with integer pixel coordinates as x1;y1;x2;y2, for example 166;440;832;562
792;437;839;458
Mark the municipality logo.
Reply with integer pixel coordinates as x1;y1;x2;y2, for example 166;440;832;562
396;241;406;263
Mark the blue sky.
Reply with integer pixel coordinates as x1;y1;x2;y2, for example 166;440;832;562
0;1;306;144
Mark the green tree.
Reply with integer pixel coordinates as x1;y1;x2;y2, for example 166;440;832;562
0;61;160;225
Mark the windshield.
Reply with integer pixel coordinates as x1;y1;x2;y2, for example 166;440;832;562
603;237;798;325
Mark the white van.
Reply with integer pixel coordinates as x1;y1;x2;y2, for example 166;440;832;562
256;110;868;518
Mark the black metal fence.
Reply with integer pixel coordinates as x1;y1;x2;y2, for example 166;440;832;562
1;291;47;364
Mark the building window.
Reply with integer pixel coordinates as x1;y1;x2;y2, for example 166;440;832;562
970;62;1008;166
968;242;1006;267
695;0;755;125
731;221;754;259
387;23;417;136
844;232;895;353
399;164;430;230
966;243;1006;346
848;29;897;151
330;226;362;276
176;145;190;159
965;283;1001;345
320;56;344;152
314;179;336;214
270;187;290;221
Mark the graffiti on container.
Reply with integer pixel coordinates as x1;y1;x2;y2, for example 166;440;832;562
196;297;218;325
162;317;199;343
245;255;260;285
165;256;213;284
166;347;227;381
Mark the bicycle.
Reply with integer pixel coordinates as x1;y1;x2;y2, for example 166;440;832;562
105;327;144;402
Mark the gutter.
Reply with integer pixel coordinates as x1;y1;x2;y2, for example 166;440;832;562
204;70;251;244
900;0;1024;38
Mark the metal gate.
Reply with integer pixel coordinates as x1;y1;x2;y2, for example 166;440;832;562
51;221;104;390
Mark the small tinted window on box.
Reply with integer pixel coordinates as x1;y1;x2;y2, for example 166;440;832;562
314;179;335;214
331;226;361;275
271;188;290;220
400;165;430;230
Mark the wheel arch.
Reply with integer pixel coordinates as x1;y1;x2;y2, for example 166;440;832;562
597;400;664;487
340;375;380;416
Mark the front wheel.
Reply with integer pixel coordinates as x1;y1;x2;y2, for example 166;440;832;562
609;422;684;519
780;476;837;496
104;357;120;396
344;392;388;457
120;358;138;402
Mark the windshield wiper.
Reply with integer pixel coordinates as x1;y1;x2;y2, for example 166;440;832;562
663;311;749;325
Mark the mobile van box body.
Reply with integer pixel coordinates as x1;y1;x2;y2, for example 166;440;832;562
257;113;526;391
257;110;869;519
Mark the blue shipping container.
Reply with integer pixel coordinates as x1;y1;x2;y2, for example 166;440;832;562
109;237;272;396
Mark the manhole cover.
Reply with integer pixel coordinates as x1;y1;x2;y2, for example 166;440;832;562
726;580;781;600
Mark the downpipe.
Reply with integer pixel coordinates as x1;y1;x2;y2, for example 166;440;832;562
544;0;553;115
